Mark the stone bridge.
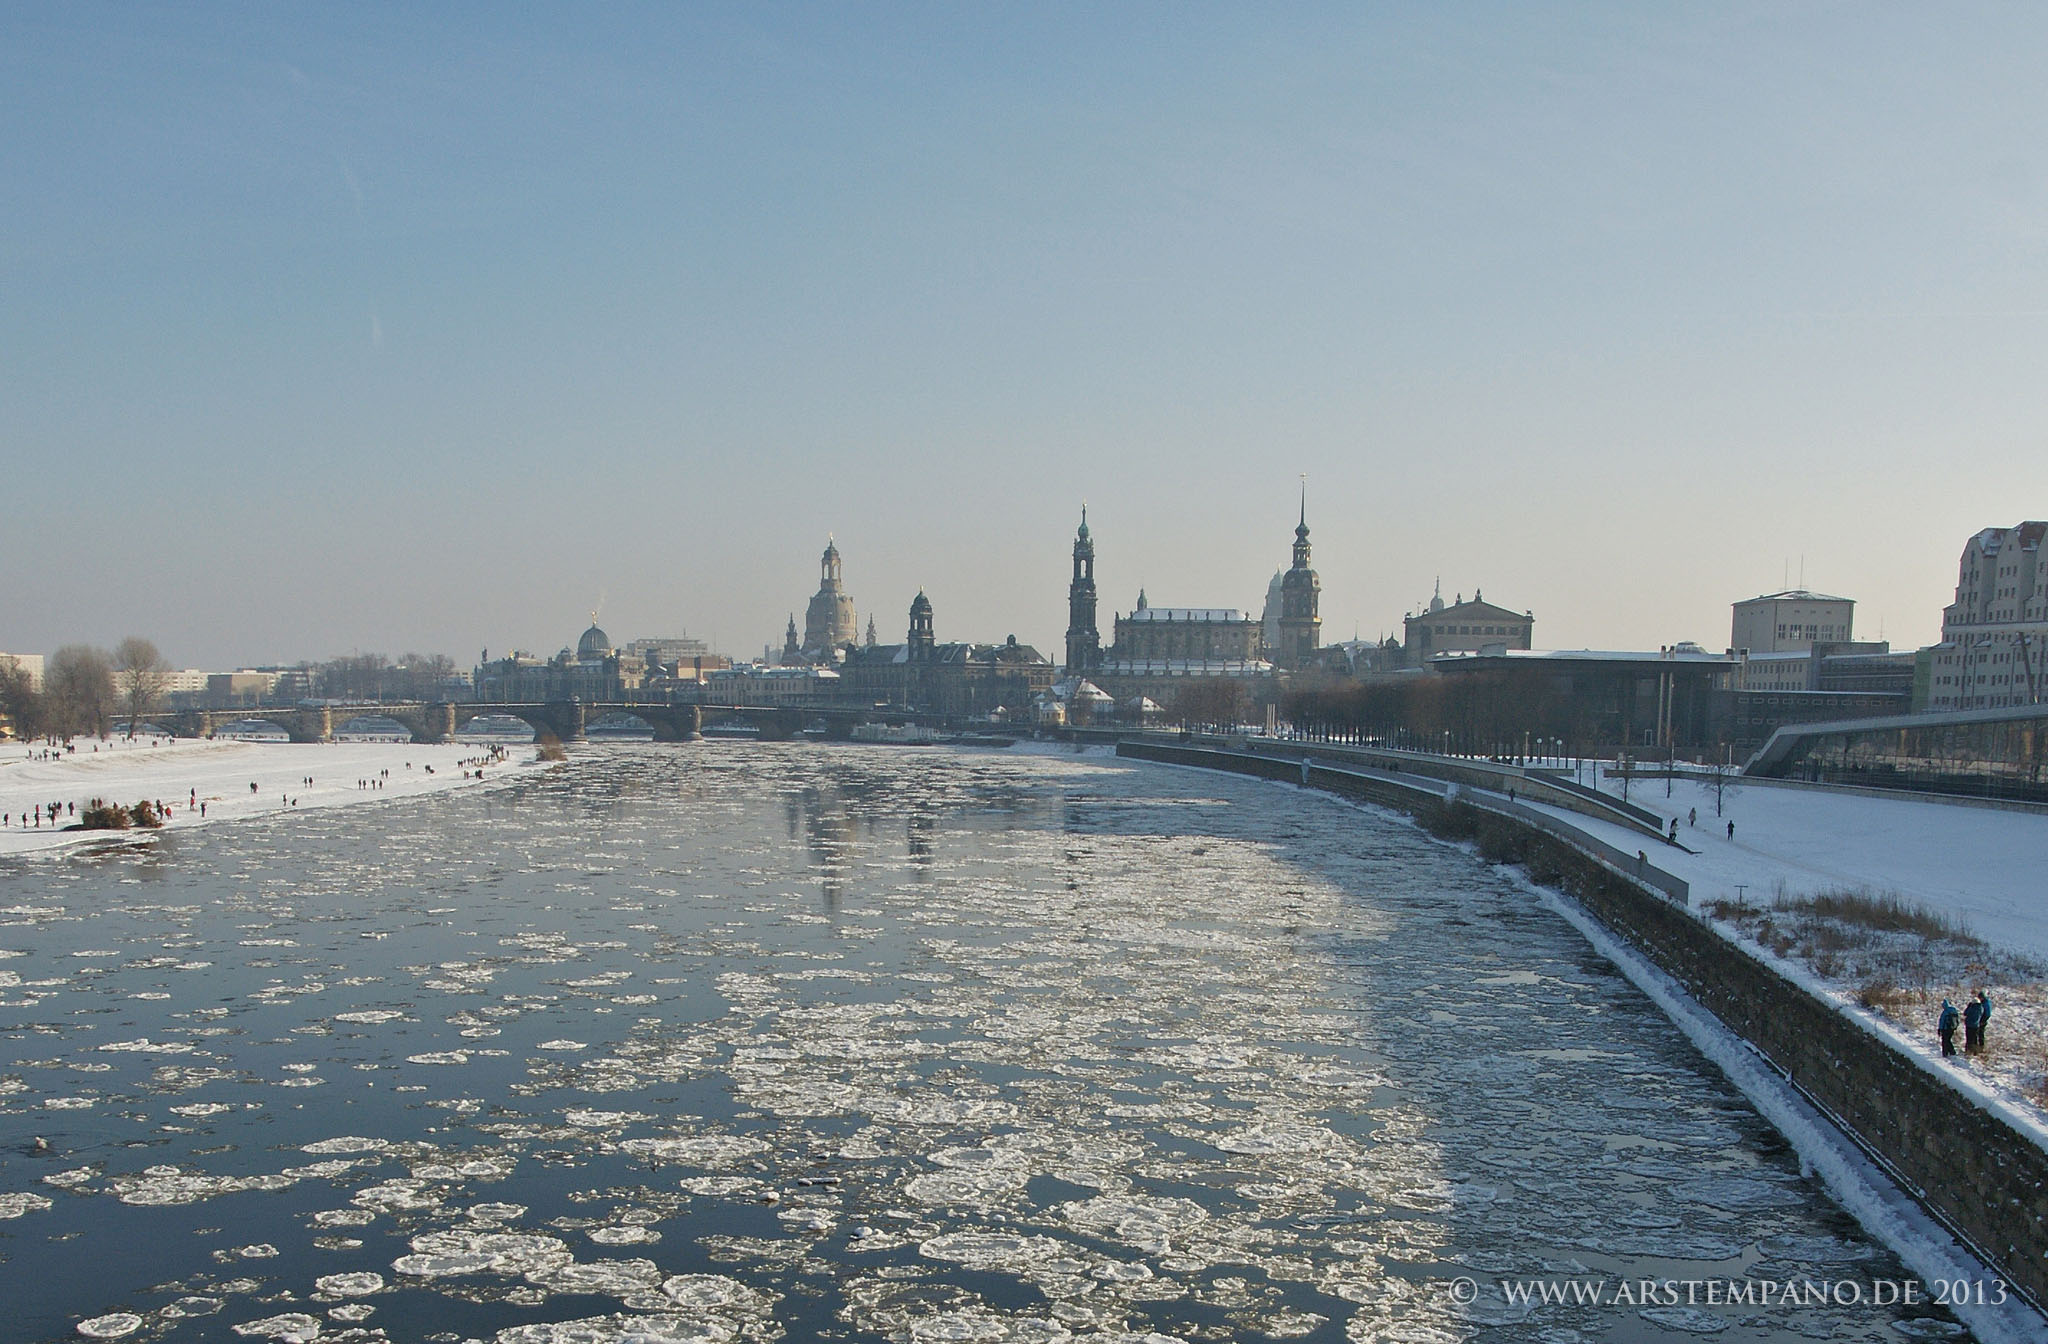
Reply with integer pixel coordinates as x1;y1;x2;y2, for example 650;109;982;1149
162;701;884;744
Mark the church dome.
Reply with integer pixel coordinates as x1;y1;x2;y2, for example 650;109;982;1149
577;623;612;660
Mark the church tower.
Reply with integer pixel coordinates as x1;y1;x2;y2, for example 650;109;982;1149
1276;485;1322;670
781;615;802;665
908;591;935;662
1065;507;1100;673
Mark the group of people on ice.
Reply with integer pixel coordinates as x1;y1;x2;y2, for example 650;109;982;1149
1936;990;1994;1058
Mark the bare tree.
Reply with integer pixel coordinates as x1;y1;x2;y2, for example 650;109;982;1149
0;656;41;739
1171;679;1250;732
316;653;391;701
47;645;116;738
113;637;172;738
392;652;458;700
414;653;456;699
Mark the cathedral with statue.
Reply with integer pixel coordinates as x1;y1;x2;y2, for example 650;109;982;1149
1057;491;1322;718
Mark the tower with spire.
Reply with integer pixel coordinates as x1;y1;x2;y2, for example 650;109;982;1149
1065;507;1100;673
1275;480;1322;670
908;591;935;662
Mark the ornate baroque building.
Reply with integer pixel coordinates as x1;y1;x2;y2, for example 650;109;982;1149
473;618;646;703
1112;596;1264;663
801;536;860;661
1401;585;1533;667
1054;501;1327;712
840;593;1055;718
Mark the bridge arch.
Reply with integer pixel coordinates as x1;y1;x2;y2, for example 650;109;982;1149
587;711;656;739
455;712;538;742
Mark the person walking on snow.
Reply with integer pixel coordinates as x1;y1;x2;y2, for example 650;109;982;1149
1726;820;1735;840
1938;999;1960;1057
1962;993;1985;1052
1973;990;1993;1051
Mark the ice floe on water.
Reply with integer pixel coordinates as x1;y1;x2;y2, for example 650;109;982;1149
0;744;1998;1343
0;1189;54;1216
229;1314;322;1341
301;1136;389;1155
393;1229;574;1279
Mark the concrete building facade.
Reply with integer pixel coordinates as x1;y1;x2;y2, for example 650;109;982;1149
1926;522;2048;711
1730;590;1855;654
0;653;45;692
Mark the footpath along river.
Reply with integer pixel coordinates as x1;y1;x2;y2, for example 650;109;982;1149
0;743;1983;1342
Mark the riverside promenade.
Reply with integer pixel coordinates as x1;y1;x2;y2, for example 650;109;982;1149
1120;732;2048;1338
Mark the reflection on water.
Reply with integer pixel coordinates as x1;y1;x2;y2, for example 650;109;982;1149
0;744;1968;1342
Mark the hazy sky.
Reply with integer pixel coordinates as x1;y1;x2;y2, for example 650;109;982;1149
6;4;2045;669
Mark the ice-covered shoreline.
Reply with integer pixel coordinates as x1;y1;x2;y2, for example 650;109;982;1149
0;735;544;857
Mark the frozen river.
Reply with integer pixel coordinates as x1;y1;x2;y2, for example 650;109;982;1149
0;744;1974;1342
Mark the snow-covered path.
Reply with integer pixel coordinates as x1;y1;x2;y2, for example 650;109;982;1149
0;735;539;857
1521;769;2048;962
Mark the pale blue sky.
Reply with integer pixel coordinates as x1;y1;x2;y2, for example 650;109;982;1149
5;4;2045;667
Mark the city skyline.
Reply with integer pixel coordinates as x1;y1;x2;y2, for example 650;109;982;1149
7;5;2047;667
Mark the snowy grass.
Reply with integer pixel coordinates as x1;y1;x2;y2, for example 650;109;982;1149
1701;883;2031;980
1700;884;1988;978
1794;886;1981;942
1702;884;2048;1114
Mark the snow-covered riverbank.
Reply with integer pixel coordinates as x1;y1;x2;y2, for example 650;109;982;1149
1487;766;2048;1141
0;736;543;857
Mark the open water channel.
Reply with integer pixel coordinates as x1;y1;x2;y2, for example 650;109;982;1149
0;744;1973;1342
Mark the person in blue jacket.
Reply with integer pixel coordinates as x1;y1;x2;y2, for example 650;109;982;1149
1972;990;1993;1051
1962;994;1985;1052
1937;999;1959;1057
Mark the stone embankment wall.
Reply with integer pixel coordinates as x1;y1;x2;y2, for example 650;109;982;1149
1120;740;2048;1309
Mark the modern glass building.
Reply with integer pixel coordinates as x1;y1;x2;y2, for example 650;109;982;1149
1745;703;2048;803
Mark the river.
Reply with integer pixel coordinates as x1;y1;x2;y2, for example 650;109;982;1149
0;744;1970;1342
